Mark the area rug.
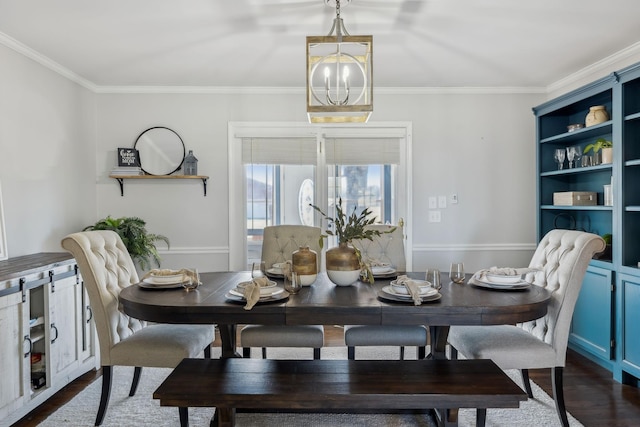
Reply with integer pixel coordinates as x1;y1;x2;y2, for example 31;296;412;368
39;346;583;427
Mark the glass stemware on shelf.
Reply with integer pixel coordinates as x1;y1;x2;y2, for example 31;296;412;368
572;145;582;168
565;145;582;169
554;148;566;170
566;146;576;168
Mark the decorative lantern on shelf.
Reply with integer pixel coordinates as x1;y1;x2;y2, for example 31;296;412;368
183;150;198;175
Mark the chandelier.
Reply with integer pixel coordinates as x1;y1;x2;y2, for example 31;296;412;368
306;0;373;123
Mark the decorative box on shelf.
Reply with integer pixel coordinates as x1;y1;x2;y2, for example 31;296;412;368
553;191;597;206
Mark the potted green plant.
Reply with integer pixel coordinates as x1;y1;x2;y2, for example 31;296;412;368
584;138;613;164
83;216;169;270
311;198;393;285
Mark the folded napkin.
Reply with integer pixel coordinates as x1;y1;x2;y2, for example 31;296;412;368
242;276;271;310
140;268;200;284
395;275;423;306
367;258;391;267
471;266;540;284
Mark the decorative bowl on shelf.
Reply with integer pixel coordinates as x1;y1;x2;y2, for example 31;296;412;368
567;124;584;132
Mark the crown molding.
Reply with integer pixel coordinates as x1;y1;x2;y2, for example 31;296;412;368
0;31;97;91
547;41;640;94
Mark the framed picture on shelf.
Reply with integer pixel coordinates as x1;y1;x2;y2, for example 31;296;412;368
117;148;141;167
0;181;8;260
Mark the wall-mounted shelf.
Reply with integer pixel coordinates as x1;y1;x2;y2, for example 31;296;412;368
109;175;209;196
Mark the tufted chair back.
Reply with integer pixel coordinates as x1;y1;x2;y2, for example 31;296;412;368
519;229;605;365
61;230;146;366
351;224;406;272
261;225;322;270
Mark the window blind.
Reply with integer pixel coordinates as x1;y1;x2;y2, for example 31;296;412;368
325;138;401;165
242;138;317;165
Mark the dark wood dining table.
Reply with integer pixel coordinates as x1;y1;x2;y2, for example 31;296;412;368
120;271;551;426
119;271;551;360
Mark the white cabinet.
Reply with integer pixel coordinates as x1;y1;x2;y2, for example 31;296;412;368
0;253;97;426
0;289;29;421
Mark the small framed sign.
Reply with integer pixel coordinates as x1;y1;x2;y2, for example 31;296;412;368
118;148;141;167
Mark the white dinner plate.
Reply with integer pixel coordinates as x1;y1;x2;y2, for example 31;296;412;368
145;273;186;284
381;285;438;299
138;280;185;289
471;278;531;290
229;287;285;299
485;273;522;284
378;287;442;303
371;265;394;274
224;290;289;304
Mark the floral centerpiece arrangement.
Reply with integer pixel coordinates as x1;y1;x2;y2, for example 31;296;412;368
311;198;394;284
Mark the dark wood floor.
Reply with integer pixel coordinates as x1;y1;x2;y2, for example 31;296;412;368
12;325;640;427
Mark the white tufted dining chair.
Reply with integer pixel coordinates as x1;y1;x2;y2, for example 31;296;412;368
61;230;215;426
448;229;605;427
344;224;429;360
241;225;325;359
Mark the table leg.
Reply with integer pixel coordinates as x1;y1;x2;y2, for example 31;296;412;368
430;326;458;426
218;324;241;359
210;406;236;427
215;325;240;426
429;325;450;360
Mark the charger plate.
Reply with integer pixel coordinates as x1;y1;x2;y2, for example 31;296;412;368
378;286;441;303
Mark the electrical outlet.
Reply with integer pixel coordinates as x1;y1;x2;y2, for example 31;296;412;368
428;211;441;223
438;196;447;208
428;197;437;209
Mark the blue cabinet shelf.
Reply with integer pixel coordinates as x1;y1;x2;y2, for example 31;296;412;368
534;61;640;386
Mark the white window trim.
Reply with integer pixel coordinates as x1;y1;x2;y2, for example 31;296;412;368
228;121;413;271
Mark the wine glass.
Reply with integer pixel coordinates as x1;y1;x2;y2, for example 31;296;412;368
449;262;465;284
425;268;442;290
251;262;266;279
566;146;576;169
554;148;566;170
284;271;302;294
572;145;582;168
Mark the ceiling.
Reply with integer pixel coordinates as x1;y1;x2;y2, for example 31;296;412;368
1;0;640;89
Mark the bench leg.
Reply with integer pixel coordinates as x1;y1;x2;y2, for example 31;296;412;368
434;407;460;427
242;347;251;358
476;408;486;427
179;407;189;427
313;348;321;360
213;407;236;427
347;346;355;360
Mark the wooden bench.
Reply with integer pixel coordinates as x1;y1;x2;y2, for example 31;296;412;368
154;358;527;427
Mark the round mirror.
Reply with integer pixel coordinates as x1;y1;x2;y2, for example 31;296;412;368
134;127;185;175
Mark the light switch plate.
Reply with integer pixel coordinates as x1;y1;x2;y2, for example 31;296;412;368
438;196;447;208
428;197;437;209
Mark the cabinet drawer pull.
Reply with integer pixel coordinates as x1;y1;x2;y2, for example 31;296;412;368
23;335;32;358
50;323;59;343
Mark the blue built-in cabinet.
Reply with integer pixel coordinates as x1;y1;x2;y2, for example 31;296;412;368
533;61;640;386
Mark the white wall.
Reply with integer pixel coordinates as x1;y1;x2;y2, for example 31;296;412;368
3;40;640;273
93;90;544;273
0;44;96;257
